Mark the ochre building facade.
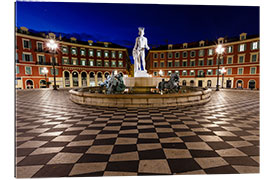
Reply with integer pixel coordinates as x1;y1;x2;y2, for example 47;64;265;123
146;33;259;89
16;27;131;89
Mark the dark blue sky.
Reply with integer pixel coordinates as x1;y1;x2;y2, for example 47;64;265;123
16;1;259;49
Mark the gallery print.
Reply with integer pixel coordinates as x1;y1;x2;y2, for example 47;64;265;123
15;1;259;178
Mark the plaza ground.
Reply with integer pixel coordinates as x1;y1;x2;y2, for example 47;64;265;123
15;89;259;177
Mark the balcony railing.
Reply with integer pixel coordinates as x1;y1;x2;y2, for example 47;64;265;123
196;74;206;77
36;62;59;66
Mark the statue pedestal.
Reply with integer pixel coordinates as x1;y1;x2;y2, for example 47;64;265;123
123;77;162;87
134;71;150;77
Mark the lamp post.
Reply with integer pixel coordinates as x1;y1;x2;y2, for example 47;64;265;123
159;70;163;77
46;39;58;90
215;44;225;91
41;67;48;88
221;67;226;88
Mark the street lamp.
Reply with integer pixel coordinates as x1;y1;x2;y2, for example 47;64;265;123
220;67;226;88
41;67;48;88
215;44;225;91
46;39;58;90
159;70;163;77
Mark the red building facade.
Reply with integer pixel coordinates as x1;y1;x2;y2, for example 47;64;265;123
146;33;260;89
16;27;131;89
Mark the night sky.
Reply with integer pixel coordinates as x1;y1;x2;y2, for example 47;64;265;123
16;1;259;62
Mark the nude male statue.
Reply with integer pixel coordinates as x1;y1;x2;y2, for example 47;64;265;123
133;27;150;75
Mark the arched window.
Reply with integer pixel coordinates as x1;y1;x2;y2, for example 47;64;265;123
81;72;87;87
104;72;110;78
236;80;243;89
72;71;79;87
190;80;194;86
97;72;103;84
182;80;186;86
89;72;95;86
64;71;70;87
207;80;212;87
26;80;33;89
249;80;256;89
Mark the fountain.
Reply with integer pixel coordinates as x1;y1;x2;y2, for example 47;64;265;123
69;27;212;107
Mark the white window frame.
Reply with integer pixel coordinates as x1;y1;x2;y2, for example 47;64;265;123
238;55;245;64
227;56;233;64
22;38;30;49
239;44;245;52
251;41;258;50
238;68;244;75
25;66;32;75
89;49;94;57
182;60;187;67
227;68;232;75
153;53;158;59
250;52;258;62
250;67;257;74
175;60;180;67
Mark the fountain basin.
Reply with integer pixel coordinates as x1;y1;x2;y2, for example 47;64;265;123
69;88;212;108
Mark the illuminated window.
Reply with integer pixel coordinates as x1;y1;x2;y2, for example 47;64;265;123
239;44;246;52
89;49;94;57
89;60;94;66
199;50;204;57
119;51;123;59
71;48;77;55
227;46;233;53
182;70;187;76
80;49;85;56
97;51;101;57
81;60;86;66
251;42;259;50
118;61;123;67
111;61;116;67
105;60;110;67
208;49;213;56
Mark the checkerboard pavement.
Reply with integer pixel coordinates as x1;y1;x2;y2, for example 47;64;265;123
15;89;259;177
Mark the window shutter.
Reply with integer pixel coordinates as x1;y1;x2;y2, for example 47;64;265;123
244;44;247;51
22;54;25;61
29;41;32;49
30;55;33;61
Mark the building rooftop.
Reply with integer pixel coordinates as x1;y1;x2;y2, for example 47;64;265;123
151;34;259;51
16;26;127;49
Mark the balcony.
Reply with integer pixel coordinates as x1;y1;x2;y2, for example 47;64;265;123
36;61;59;66
35;48;45;53
196;74;206;78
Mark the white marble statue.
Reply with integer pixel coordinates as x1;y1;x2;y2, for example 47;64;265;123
133;27;150;77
